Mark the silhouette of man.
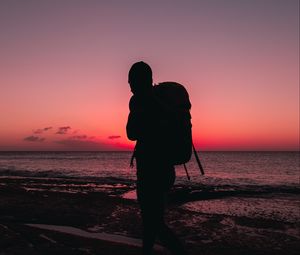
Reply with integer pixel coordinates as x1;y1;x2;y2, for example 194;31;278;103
126;61;187;255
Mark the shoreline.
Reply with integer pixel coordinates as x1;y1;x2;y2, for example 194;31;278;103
0;176;299;254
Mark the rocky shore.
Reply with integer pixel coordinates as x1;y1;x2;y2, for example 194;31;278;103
0;176;299;254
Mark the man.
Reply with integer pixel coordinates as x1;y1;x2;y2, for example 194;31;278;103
126;61;187;255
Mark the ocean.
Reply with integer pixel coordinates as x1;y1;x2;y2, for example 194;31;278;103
0;151;299;241
0;151;299;191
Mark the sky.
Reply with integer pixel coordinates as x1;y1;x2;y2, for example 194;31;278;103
0;0;299;151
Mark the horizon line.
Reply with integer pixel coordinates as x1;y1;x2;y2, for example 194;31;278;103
0;150;299;153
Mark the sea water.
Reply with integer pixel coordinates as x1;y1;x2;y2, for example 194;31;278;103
0;151;299;223
0;151;298;187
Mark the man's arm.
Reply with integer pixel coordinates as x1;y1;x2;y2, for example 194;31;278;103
126;111;139;141
126;94;155;141
126;96;142;141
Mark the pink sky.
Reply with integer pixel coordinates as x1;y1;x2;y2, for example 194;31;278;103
0;0;299;151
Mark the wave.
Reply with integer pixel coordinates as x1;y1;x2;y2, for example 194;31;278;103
1;167;299;196
0;167;134;185
0;167;75;178
170;183;300;202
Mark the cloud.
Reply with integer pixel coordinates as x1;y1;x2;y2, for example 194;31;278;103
33;126;52;134
55;135;118;150
24;136;45;142
108;135;121;140
70;135;87;140
33;130;43;134
56;126;71;135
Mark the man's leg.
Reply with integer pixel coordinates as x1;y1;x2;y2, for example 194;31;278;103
140;207;158;255
158;223;188;255
137;180;162;255
140;186;188;255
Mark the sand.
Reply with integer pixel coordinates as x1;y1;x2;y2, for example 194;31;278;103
0;176;299;255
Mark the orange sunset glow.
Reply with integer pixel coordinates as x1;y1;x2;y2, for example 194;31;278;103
0;0;299;151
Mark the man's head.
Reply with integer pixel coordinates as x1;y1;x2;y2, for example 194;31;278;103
128;61;153;94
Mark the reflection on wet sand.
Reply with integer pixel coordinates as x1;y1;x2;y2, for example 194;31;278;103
0;176;299;254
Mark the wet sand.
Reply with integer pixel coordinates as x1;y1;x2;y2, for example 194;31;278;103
0;176;299;255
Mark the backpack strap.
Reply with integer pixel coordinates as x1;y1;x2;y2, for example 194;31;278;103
130;144;137;168
183;163;191;180
192;143;205;175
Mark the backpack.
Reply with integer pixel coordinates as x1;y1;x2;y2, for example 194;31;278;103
130;81;205;177
153;82;192;165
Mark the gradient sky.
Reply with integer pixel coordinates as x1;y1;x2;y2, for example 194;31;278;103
0;0;299;151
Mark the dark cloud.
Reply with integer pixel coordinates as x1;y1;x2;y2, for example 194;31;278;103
33;126;52;134
108;135;121;140
56;126;71;135
70;135;87;140
53;132;127;150
55;135;117;150
24;136;45;142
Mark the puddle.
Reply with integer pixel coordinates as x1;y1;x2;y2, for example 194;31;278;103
122;189;137;200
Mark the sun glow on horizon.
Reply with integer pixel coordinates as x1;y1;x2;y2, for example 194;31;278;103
0;0;298;151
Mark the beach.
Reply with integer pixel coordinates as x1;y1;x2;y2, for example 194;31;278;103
1;0;299;252
1;173;299;255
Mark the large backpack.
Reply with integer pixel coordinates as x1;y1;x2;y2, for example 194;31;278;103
153;82;192;165
130;81;205;176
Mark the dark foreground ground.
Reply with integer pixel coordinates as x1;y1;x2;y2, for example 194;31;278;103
0;177;299;255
